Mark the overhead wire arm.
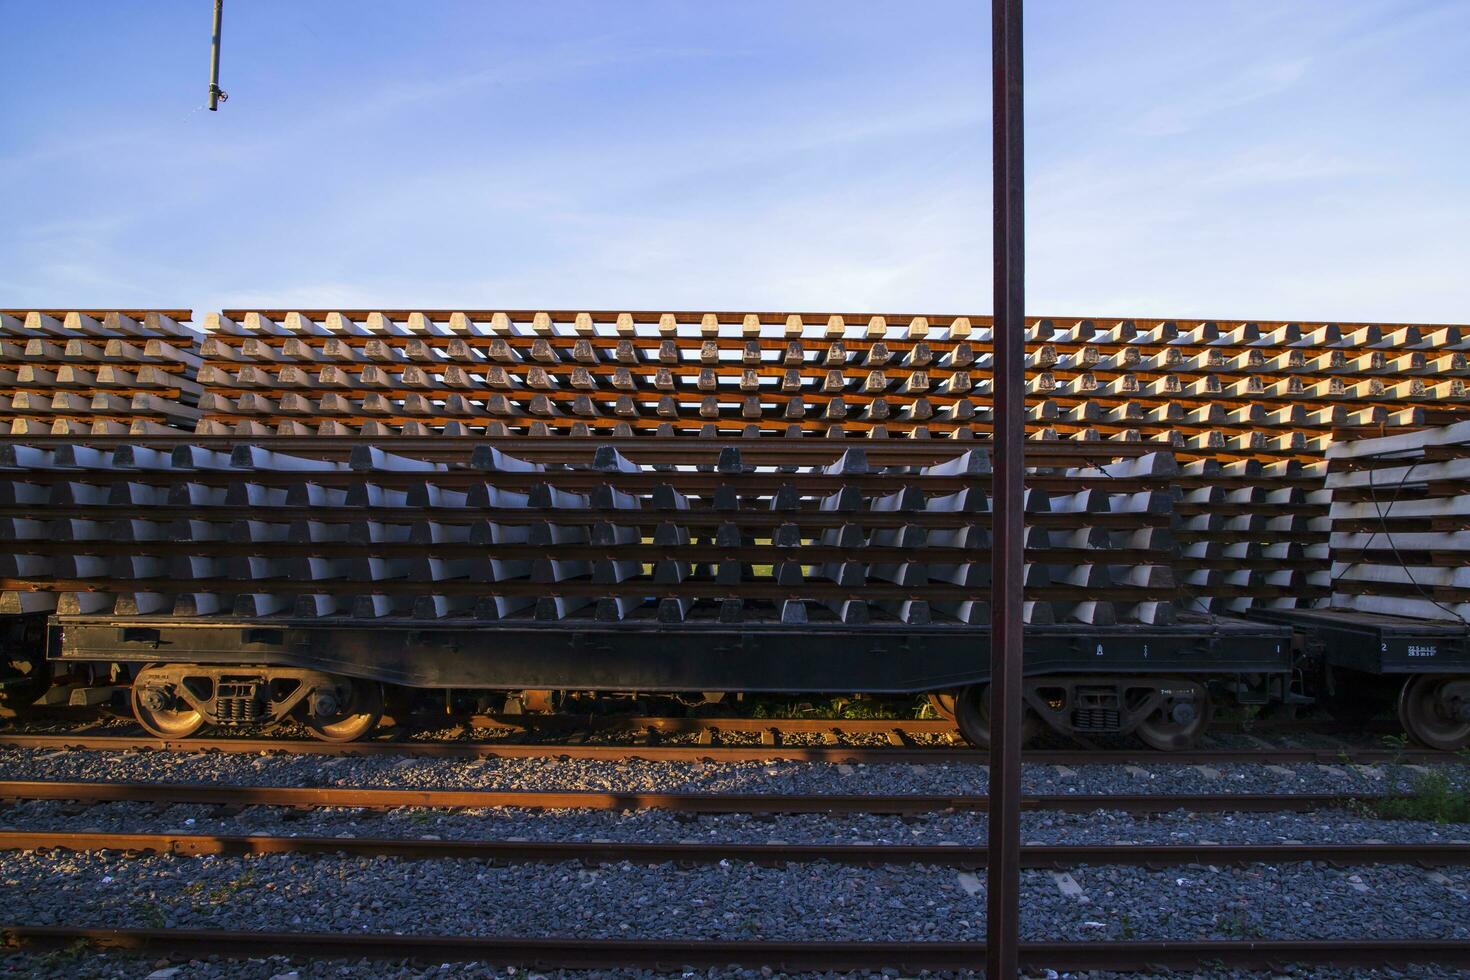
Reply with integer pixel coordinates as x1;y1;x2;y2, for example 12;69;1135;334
208;0;227;110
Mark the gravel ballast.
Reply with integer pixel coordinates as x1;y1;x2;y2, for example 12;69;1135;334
2;799;1468;847
4;953;1468;980
5;734;1468;980
1;747;1465;799
3;848;1468;943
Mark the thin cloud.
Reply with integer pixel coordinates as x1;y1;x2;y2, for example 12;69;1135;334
1129;58;1312;137
0;0;1466;323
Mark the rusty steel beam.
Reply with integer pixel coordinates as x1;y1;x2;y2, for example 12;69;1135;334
5;926;1470;973
214;308;1470;331
0;434;1148;467
0;310;193;321
988;0;1026;977
0;780;1361;814
0;733;1457;766
3;829;1468;869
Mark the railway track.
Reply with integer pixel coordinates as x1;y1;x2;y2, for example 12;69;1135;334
6;712;1459;974
6;799;1465;976
1;707;1399;739
5;925;1470;973
0;779;1368;814
3;828;1467;870
3;728;1462;975
0;730;1456;766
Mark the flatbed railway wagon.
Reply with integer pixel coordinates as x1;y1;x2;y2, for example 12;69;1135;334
3;306;1468;749
1254;421;1470;750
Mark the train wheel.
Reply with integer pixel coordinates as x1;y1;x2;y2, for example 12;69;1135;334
130;669;205;738
953;684;1041;749
1135;683;1212;751
926;692;956;722
302;678;383;742
1397;675;1470;751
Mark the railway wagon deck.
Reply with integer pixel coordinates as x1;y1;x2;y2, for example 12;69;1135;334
45;611;1291;748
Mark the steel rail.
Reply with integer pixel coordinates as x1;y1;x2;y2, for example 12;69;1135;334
0;711;1403;741
0;780;1364;814
3;829;1466;870
186;381;1426;416
1;469;1156;493
6;925;1470;972
0;545;1309;574
0;432;1331;467
187;326;1470;361
0;504;1173;529
40;714;976;737
0;711;1393;737
184;360;1450;391
0;733;1455;767
175;348;1458;389
0;310;193;321
0;432;1137;462
216;307;1470;331
0;541;1178;566
0;577;1179;603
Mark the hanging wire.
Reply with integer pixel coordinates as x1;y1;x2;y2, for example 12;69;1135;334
1360;448;1470;625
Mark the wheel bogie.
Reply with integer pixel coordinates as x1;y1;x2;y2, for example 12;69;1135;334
127;665;384;742
943;675;1215;751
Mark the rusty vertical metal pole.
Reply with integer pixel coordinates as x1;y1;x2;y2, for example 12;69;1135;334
987;0;1024;977
207;0;225;110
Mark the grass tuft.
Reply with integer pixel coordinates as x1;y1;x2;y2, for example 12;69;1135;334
1366;771;1470;824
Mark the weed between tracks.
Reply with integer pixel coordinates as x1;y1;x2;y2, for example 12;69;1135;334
1214;911;1266;940
747;695;924;720
182;868;259;909
35;939;90;967
1362;771;1470;824
128;898;166;929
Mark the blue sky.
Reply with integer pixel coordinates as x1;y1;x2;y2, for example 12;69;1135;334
2;0;1467;322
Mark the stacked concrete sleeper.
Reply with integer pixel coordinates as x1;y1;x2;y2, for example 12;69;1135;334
2;308;1469;622
1323;420;1470;622
0;438;1179;628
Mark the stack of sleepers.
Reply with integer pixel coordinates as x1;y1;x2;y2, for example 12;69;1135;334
0;311;200;436
189;311;1467;450
1171;458;1332;615
1322;420;1470;622
0;438;1178;627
